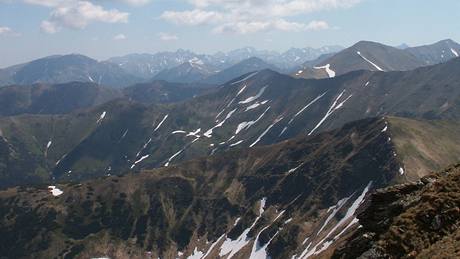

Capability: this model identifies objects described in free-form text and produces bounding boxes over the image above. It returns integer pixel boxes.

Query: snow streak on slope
[316,197,350,236]
[201,234,225,259]
[96,111,107,123]
[249,210,285,259]
[187,247,204,259]
[357,51,384,71]
[219,198,267,258]
[313,64,336,78]
[239,86,267,104]
[250,117,283,147]
[164,138,199,167]
[230,140,244,147]
[308,90,352,136]
[290,92,327,124]
[231,72,258,85]
[204,109,237,138]
[135,138,152,158]
[280,92,327,137]
[130,155,150,169]
[298,181,373,258]
[235,107,271,135]
[237,84,248,97]
[154,114,168,132]
[245,100,269,111]
[451,48,459,57]
[120,129,129,141]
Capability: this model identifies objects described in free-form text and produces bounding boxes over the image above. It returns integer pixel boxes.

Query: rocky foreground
[334,164,460,259]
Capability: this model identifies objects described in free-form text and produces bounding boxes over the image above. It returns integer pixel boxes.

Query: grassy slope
[388,116,460,181]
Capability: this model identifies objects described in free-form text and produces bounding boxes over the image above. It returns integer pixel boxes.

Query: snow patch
[97,111,107,123]
[187,247,204,259]
[219,198,267,258]
[399,167,405,175]
[308,90,352,136]
[187,128,201,137]
[154,114,169,132]
[204,109,237,138]
[48,186,63,196]
[245,100,269,111]
[239,86,267,104]
[230,140,244,147]
[299,181,373,258]
[236,84,248,97]
[201,234,225,259]
[357,51,384,71]
[249,117,283,147]
[120,129,129,140]
[288,164,303,174]
[164,138,199,167]
[131,155,150,169]
[287,92,327,128]
[313,64,336,78]
[451,48,459,57]
[231,72,258,85]
[235,107,270,135]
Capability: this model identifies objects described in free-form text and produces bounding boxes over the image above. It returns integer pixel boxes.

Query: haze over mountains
[0,38,459,259]
[1,39,459,89]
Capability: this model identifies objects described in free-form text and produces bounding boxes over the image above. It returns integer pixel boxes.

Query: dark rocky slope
[333,163,460,259]
[0,117,404,259]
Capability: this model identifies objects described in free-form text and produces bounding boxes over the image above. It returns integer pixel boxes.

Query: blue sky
[0,0,459,67]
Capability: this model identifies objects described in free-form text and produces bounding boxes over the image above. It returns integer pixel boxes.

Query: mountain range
[1,40,459,88]
[0,39,459,259]
[0,54,141,88]
[1,56,459,188]
[294,39,460,79]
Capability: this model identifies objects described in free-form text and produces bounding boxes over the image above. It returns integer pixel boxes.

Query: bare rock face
[333,164,460,259]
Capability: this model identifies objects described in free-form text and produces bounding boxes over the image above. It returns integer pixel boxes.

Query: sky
[0,0,459,67]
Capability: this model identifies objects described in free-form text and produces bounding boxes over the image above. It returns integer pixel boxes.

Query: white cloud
[25,1,129,33]
[24,0,152,7]
[158,32,178,41]
[305,20,330,30]
[213,19,329,34]
[0,26,21,36]
[114,33,127,40]
[24,0,70,7]
[119,0,151,6]
[160,9,223,26]
[187,0,361,15]
[0,26,12,35]
[40,20,59,33]
[161,0,360,34]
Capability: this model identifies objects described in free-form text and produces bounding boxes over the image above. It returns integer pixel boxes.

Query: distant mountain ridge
[0,80,213,116]
[0,54,141,88]
[294,39,460,79]
[108,45,344,79]
[2,40,459,87]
